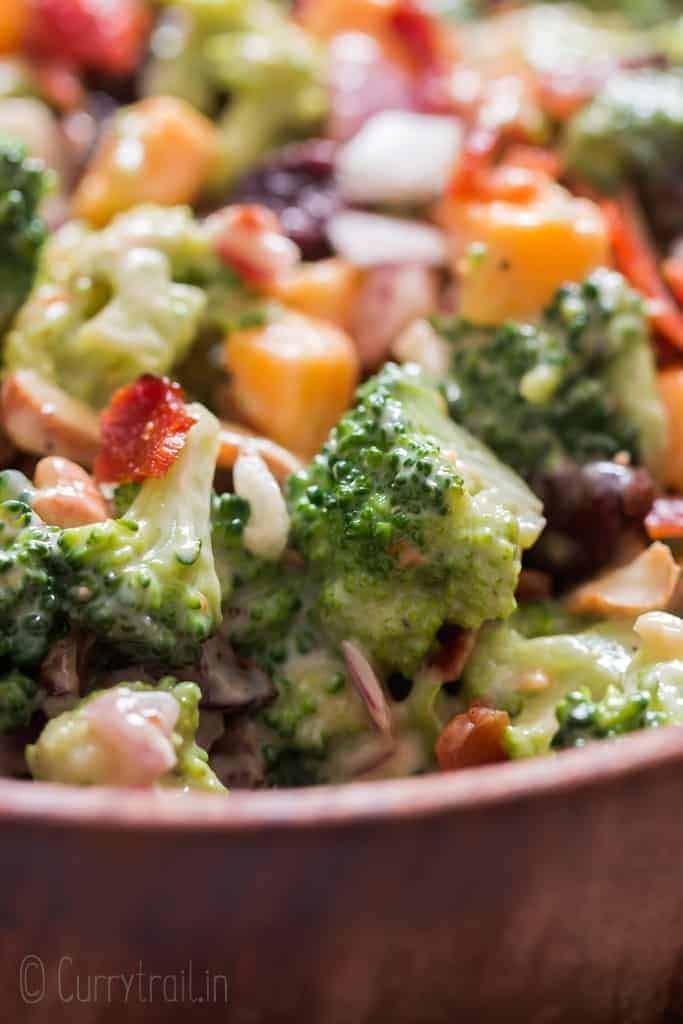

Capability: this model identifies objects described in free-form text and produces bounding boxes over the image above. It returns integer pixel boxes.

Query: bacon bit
[645,498,683,541]
[431,625,478,683]
[449,125,498,197]
[94,376,196,484]
[388,540,427,569]
[389,1,449,71]
[341,640,393,735]
[388,0,455,109]
[26,0,150,76]
[30,59,84,112]
[600,191,683,350]
[663,258,683,307]
[208,204,300,288]
[435,706,510,772]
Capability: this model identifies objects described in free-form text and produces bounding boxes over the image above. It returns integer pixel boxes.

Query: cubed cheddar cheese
[73,97,218,227]
[441,171,609,324]
[268,259,360,328]
[224,310,360,457]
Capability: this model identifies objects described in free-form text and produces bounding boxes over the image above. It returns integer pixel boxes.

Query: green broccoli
[436,269,667,481]
[565,69,683,192]
[0,670,40,733]
[4,204,261,409]
[212,494,366,771]
[145,0,327,192]
[462,616,637,757]
[0,135,47,334]
[551,684,665,749]
[287,363,544,676]
[0,469,63,670]
[26,679,224,791]
[58,404,222,665]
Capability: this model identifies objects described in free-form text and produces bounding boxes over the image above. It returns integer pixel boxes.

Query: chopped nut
[435,706,510,772]
[566,542,681,618]
[217,422,302,483]
[634,611,683,662]
[2,371,101,467]
[33,456,108,527]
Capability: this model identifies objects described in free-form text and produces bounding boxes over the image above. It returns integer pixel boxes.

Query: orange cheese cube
[441,174,609,324]
[0,0,27,53]
[73,96,218,227]
[268,259,360,328]
[224,310,359,457]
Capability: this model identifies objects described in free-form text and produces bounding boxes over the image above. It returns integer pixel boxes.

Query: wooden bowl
[2,727,683,1023]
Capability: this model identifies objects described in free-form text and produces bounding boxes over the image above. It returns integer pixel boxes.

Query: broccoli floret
[551,684,665,749]
[0,135,47,334]
[26,679,224,791]
[565,70,683,191]
[463,617,637,757]
[58,404,222,665]
[287,363,544,676]
[4,204,259,408]
[437,269,667,481]
[0,469,63,669]
[146,0,327,191]
[0,670,40,733]
[161,679,225,791]
[212,495,390,780]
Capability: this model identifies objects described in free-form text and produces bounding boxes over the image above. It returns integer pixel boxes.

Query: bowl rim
[0,725,682,834]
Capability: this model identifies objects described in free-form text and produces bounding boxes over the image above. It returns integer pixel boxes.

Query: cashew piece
[33,456,108,527]
[2,371,101,467]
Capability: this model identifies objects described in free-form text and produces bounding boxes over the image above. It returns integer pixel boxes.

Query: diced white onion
[337,110,462,205]
[327,210,449,267]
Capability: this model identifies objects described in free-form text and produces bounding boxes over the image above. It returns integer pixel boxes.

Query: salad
[0,0,681,791]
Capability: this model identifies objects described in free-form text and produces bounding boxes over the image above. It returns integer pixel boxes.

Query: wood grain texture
[1,726,682,1023]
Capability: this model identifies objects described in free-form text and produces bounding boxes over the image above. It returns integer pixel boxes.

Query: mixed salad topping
[0,0,682,791]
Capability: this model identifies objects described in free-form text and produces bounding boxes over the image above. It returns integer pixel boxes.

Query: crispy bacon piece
[645,498,683,541]
[390,1,446,70]
[209,204,300,288]
[26,0,150,76]
[600,191,683,350]
[448,125,498,198]
[663,258,683,307]
[435,706,510,772]
[94,376,196,484]
[389,0,454,108]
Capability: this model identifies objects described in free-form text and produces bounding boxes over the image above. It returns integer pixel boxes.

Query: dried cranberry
[527,460,656,583]
[640,162,683,246]
[230,139,342,260]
